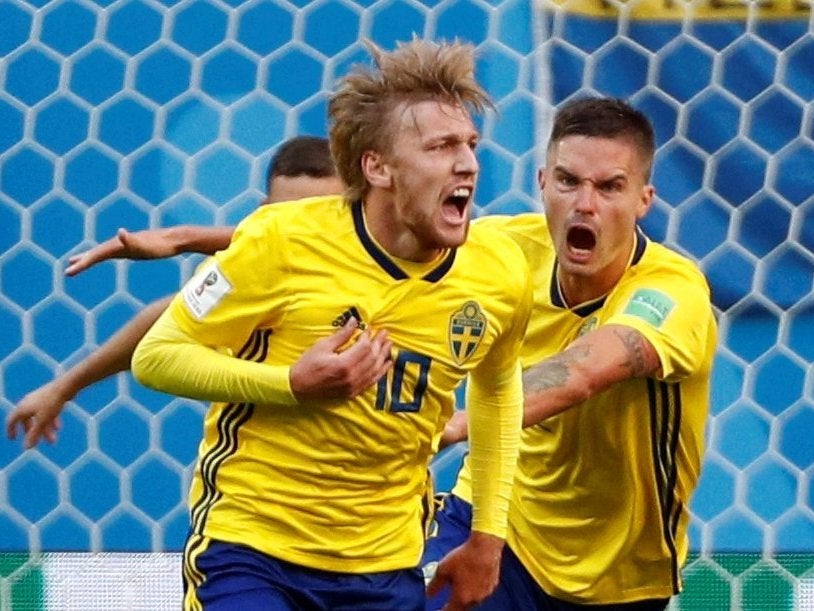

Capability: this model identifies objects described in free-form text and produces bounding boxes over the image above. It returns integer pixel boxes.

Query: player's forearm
[466,361,523,539]
[171,225,235,255]
[54,297,173,398]
[522,324,660,427]
[132,311,296,405]
[521,349,594,427]
[93,297,171,376]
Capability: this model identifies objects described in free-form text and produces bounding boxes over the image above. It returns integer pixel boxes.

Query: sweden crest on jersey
[449,301,486,364]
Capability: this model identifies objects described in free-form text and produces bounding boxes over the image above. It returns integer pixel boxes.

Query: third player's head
[539,97,657,304]
[328,38,492,262]
[265,136,344,204]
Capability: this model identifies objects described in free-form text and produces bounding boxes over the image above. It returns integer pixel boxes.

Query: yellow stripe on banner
[542,0,811,21]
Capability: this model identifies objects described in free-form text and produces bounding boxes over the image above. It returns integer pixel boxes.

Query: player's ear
[537,167,546,191]
[362,150,392,188]
[636,184,655,220]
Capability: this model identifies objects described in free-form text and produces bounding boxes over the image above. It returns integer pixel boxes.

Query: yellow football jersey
[454,212,717,603]
[152,196,532,573]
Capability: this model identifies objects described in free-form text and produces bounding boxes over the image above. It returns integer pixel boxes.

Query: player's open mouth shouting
[442,185,473,226]
[565,222,597,265]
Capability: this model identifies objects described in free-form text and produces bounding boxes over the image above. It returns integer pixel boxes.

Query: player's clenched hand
[6,381,68,449]
[66,228,179,276]
[427,532,504,610]
[289,317,393,401]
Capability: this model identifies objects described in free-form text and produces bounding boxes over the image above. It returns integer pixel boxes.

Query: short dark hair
[266,136,337,186]
[549,97,656,181]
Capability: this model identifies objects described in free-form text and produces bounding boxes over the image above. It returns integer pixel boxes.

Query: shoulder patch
[623,288,675,328]
[183,262,232,319]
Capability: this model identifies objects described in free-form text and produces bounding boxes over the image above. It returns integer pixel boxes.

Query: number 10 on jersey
[375,350,432,413]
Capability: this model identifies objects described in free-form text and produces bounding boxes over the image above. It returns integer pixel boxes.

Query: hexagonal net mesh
[0,0,812,608]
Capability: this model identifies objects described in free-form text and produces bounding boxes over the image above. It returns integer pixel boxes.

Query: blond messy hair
[328,38,492,203]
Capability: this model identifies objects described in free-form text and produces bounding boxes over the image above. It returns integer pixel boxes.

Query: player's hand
[426,532,503,610]
[289,317,393,401]
[66,228,179,276]
[439,410,469,449]
[5,381,69,449]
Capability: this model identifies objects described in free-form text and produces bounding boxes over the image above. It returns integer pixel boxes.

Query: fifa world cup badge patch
[449,301,486,364]
[623,288,675,328]
[183,262,233,319]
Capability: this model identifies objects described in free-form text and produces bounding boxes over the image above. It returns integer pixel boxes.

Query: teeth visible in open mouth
[452,187,471,198]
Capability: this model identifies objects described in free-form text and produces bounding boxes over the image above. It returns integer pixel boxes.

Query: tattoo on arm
[522,344,592,395]
[523,328,658,399]
[612,327,657,377]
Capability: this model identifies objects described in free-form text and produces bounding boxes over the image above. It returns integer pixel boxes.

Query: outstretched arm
[66,226,236,276]
[521,323,660,426]
[6,296,172,448]
[427,362,524,610]
[428,264,530,610]
[438,324,661,446]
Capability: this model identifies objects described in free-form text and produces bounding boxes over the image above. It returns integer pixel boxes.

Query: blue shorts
[476,544,670,610]
[421,495,670,611]
[184,533,425,611]
[421,493,473,611]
